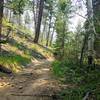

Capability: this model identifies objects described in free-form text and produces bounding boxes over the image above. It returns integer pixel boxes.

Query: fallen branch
[83,91,96,100]
[83,92,90,100]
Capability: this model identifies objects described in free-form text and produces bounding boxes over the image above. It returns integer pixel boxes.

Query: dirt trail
[0,59,61,100]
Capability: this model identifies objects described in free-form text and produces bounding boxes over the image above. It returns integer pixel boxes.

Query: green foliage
[59,88,83,100]
[93,0,100,33]
[8,0,29,15]
[52,60,79,82]
[60,76,100,100]
[52,59,100,99]
[54,0,73,59]
[58,0,69,13]
[52,60,65,78]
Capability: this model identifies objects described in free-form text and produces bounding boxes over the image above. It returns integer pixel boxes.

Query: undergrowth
[52,60,100,100]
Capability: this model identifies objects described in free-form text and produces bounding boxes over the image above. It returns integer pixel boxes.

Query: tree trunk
[49,26,55,46]
[40,17,47,43]
[61,17,66,58]
[80,34,88,66]
[46,13,52,46]
[34,0,44,43]
[18,14,21,25]
[4,0,9,18]
[87,0,95,66]
[32,0,39,31]
[93,0,100,59]
[0,0,4,52]
[9,10,12,22]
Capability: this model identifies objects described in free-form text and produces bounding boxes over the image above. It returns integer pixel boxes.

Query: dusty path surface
[0,59,61,100]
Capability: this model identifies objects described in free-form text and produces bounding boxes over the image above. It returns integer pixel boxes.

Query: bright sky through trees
[69,0,87,31]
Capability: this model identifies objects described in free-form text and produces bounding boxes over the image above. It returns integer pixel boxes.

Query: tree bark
[61,16,66,58]
[93,0,100,59]
[87,0,95,66]
[32,0,39,31]
[34,0,44,43]
[80,34,88,66]
[49,26,55,46]
[46,12,52,46]
[4,0,9,18]
[0,0,4,52]
[40,17,47,43]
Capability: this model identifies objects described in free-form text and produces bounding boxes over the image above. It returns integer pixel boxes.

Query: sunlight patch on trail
[35,68,50,74]
[31,79,49,89]
[0,82,11,91]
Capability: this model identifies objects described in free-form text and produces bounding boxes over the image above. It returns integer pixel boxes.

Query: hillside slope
[0,24,53,73]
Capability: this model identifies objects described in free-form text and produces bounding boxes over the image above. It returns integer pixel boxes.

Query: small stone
[19,81,23,83]
[18,86,23,89]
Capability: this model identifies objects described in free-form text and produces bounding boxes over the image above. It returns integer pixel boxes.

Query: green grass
[0,53,31,72]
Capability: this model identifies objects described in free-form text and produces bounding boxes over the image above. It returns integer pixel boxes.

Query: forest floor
[0,58,63,100]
